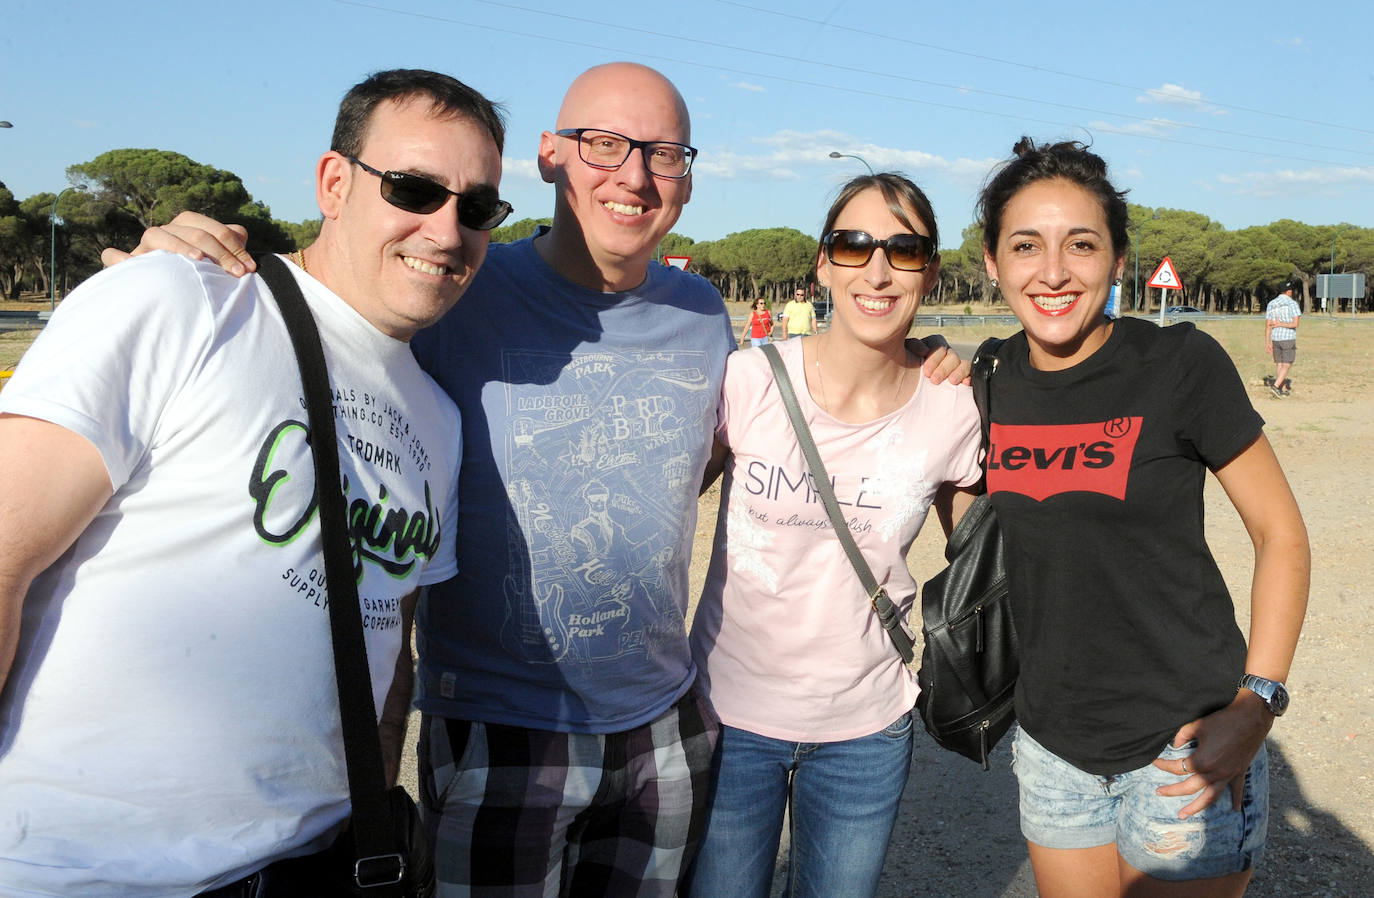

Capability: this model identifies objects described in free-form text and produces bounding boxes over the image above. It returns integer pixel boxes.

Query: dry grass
[0,331,40,371]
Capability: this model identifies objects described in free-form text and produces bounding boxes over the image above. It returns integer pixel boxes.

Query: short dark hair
[818,172,940,259]
[977,137,1129,259]
[331,69,507,159]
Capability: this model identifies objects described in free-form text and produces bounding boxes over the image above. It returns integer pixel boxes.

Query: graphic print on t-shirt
[728,429,933,589]
[987,417,1143,501]
[248,381,444,630]
[498,348,717,665]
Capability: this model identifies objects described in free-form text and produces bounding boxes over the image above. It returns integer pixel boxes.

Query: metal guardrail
[914,314,1021,327]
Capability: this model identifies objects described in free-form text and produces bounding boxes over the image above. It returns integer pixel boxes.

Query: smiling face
[817,187,939,351]
[317,96,502,341]
[984,178,1126,370]
[538,63,692,291]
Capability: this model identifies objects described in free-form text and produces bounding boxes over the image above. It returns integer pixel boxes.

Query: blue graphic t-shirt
[412,234,735,732]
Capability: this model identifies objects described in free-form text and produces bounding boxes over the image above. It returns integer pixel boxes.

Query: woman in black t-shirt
[977,138,1309,897]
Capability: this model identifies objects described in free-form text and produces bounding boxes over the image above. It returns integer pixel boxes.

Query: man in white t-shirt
[0,70,510,896]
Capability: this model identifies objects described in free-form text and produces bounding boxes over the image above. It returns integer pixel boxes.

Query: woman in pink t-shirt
[685,174,984,898]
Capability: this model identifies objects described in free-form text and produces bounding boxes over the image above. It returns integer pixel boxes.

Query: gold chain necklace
[291,249,308,273]
[812,336,908,415]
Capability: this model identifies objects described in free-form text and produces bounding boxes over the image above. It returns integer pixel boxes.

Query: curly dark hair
[977,137,1129,259]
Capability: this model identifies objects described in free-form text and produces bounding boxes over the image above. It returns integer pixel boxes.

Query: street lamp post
[50,185,87,313]
[0,121,13,129]
[827,151,875,175]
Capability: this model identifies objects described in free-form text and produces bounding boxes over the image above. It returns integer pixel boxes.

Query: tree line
[4,148,1371,314]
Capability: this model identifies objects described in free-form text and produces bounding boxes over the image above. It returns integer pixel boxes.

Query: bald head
[537,63,695,292]
[556,63,690,145]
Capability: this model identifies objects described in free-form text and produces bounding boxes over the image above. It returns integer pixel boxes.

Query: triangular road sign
[663,255,691,270]
[1147,256,1182,290]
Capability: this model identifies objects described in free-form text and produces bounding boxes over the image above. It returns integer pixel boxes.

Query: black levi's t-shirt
[986,318,1264,775]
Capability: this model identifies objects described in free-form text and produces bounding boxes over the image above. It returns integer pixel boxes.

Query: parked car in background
[815,290,832,322]
[1165,305,1204,315]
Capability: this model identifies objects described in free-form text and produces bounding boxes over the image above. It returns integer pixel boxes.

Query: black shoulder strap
[760,342,915,664]
[970,337,1003,473]
[254,254,392,863]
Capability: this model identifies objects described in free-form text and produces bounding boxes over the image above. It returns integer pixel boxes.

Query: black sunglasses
[553,128,697,179]
[823,229,935,272]
[347,156,513,230]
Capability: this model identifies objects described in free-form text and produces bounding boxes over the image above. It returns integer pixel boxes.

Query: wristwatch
[1238,674,1290,717]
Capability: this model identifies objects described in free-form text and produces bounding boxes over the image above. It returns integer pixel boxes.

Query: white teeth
[856,296,895,312]
[403,256,448,276]
[603,200,644,216]
[1032,294,1077,311]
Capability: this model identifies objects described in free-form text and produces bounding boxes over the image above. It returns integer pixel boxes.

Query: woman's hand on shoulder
[1152,692,1273,819]
[100,211,256,277]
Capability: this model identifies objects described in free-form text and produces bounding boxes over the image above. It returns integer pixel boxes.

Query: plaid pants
[418,686,718,897]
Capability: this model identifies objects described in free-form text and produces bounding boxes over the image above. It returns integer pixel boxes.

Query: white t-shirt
[0,253,461,897]
[690,338,982,742]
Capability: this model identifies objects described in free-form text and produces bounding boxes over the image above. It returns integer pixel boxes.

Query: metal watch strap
[760,342,915,665]
[1238,673,1289,716]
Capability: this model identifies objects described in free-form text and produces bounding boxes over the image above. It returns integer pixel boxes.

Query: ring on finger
[1181,758,1191,774]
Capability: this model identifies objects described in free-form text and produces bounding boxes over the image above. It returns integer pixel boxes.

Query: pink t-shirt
[691,338,983,742]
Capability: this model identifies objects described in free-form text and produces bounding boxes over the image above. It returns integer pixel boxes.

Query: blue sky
[4,0,1372,248]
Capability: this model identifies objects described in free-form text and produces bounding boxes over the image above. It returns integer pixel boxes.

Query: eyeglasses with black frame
[822,229,935,272]
[554,128,697,179]
[346,156,513,230]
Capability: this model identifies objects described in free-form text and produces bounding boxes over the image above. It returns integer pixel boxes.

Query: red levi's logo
[986,418,1143,502]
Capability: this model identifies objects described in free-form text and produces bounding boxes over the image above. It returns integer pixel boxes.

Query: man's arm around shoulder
[0,415,113,692]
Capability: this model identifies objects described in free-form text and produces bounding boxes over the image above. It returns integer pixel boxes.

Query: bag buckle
[870,587,897,629]
[354,853,405,888]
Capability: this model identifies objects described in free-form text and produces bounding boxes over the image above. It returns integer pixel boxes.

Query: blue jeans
[684,712,914,898]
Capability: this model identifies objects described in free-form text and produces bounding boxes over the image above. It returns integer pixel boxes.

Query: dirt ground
[683,315,1373,897]
[13,300,1352,895]
[340,313,1374,896]
[12,304,1362,895]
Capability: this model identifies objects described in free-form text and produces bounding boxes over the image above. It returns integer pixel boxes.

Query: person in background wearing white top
[684,173,983,898]
[0,69,508,896]
[1265,282,1301,397]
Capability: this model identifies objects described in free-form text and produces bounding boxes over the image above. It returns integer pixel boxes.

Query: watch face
[1271,683,1290,715]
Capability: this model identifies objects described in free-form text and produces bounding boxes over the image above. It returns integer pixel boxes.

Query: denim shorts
[1011,726,1268,881]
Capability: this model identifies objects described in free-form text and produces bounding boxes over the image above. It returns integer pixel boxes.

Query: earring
[1113,278,1122,286]
[990,279,999,289]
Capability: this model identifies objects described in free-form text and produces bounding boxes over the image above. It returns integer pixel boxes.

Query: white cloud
[1274,36,1305,48]
[1136,84,1227,116]
[732,81,766,93]
[503,156,541,179]
[1217,165,1374,196]
[1089,118,1183,137]
[695,129,1000,184]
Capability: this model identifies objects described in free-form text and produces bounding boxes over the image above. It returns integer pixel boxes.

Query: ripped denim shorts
[1011,725,1268,881]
